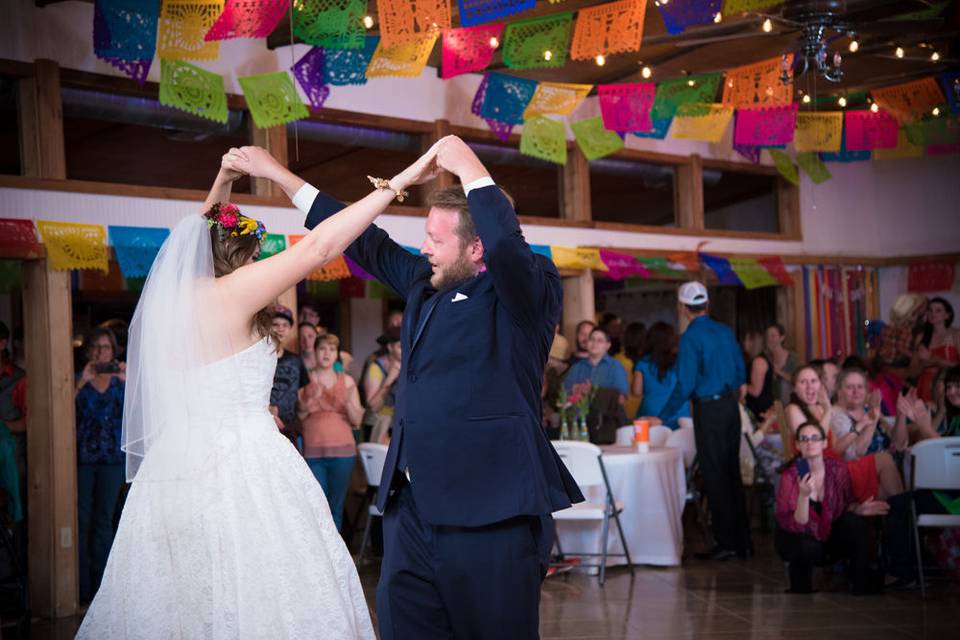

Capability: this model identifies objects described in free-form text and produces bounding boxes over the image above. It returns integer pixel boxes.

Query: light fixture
[870,103,879,113]
[714,12,722,24]
[933,106,941,116]
[687,79,695,87]
[838,96,847,107]
[641,66,652,79]
[848,39,859,53]
[489,36,499,48]
[931,51,941,62]
[895,46,905,58]
[543,50,553,61]
[762,18,773,33]
[595,54,606,66]
[802,94,811,104]
[362,15,374,29]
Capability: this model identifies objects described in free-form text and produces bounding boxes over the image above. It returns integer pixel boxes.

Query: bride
[76,142,442,639]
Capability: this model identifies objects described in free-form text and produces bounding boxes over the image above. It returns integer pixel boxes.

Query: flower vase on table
[560,416,571,441]
[577,416,589,442]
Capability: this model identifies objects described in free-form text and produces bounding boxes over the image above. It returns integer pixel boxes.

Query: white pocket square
[451,292,469,303]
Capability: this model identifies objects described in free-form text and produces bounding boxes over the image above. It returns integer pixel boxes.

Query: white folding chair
[649,425,671,448]
[615,425,635,446]
[666,421,697,469]
[909,437,960,598]
[356,443,388,564]
[551,441,634,585]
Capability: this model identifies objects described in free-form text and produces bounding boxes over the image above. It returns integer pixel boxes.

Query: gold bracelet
[367,176,409,203]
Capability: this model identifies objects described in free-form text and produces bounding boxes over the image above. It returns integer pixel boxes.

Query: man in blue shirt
[660,282,750,560]
[564,327,629,398]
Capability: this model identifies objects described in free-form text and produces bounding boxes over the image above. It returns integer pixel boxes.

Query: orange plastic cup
[633,419,650,444]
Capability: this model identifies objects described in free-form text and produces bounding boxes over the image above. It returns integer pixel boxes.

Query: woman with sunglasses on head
[775,421,888,594]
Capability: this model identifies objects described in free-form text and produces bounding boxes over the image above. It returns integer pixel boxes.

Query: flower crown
[205,202,266,241]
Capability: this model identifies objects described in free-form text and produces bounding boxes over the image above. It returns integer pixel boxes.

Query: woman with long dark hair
[916,297,959,401]
[632,322,690,428]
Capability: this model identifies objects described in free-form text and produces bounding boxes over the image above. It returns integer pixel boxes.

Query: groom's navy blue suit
[304,183,582,639]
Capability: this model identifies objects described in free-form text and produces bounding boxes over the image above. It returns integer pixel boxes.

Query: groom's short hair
[428,185,516,250]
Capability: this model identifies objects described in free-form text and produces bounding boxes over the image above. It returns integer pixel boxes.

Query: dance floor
[22,527,958,640]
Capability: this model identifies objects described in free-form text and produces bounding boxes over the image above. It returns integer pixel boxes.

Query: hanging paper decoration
[597,83,655,133]
[733,142,762,164]
[873,129,924,160]
[377,0,450,47]
[159,59,229,124]
[343,255,374,280]
[108,226,170,278]
[0,219,41,255]
[796,152,831,184]
[721,55,794,108]
[93,0,159,60]
[323,36,380,85]
[599,249,651,281]
[940,71,960,114]
[204,0,290,40]
[35,221,109,273]
[843,110,897,151]
[293,0,366,49]
[722,0,782,15]
[441,24,503,79]
[757,256,793,286]
[871,77,946,124]
[530,245,553,262]
[571,116,625,161]
[908,261,956,293]
[471,75,515,141]
[657,0,721,35]
[905,116,960,147]
[291,47,331,110]
[699,253,741,285]
[570,0,646,60]
[650,73,722,121]
[524,82,592,119]
[288,236,353,280]
[793,112,843,152]
[238,71,309,128]
[733,104,797,146]
[158,0,223,60]
[670,103,733,142]
[367,34,438,78]
[502,12,573,70]
[819,138,871,163]
[729,258,778,289]
[769,149,799,186]
[632,117,672,139]
[519,116,567,165]
[256,233,287,260]
[479,72,538,125]
[458,0,535,27]
[550,246,608,272]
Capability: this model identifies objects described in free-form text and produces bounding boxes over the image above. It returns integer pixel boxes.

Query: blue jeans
[77,462,125,602]
[305,456,355,532]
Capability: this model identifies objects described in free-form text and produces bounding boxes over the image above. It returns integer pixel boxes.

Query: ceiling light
[870,103,879,113]
[641,66,652,79]
[802,94,811,104]
[762,18,773,33]
[848,39,859,53]
[895,46,905,58]
[595,54,605,66]
[931,51,940,62]
[933,106,941,116]
[714,13,722,24]
[362,15,374,29]
[838,96,847,107]
[687,79,695,86]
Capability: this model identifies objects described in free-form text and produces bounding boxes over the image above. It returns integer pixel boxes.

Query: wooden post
[421,118,453,203]
[675,154,704,230]
[777,177,802,238]
[249,123,288,198]
[23,261,77,617]
[562,271,595,348]
[18,59,66,180]
[561,145,591,222]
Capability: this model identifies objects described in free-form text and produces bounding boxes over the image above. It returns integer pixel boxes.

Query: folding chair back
[911,437,960,490]
[552,440,604,488]
[357,443,389,489]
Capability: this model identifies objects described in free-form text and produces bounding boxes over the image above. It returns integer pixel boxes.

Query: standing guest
[617,322,645,420]
[916,297,959,401]
[298,334,363,531]
[633,322,689,428]
[745,342,775,420]
[741,329,764,367]
[563,327,629,400]
[243,136,582,638]
[386,308,404,330]
[600,312,625,357]
[775,422,887,594]
[74,327,126,603]
[660,282,750,560]
[268,305,309,444]
[362,328,402,444]
[299,303,321,329]
[877,293,927,369]
[764,323,801,405]
[571,319,596,364]
[810,359,840,401]
[299,321,319,372]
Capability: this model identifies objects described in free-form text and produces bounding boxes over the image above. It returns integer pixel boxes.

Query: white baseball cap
[678,281,709,305]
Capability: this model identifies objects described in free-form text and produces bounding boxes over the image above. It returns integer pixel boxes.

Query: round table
[555,445,686,567]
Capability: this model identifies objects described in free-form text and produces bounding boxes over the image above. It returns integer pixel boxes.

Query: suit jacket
[304,185,583,527]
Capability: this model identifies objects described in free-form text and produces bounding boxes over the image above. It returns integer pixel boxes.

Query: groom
[242,137,582,638]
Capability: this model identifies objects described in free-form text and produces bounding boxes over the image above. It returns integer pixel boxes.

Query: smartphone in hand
[795,457,810,478]
[94,361,121,374]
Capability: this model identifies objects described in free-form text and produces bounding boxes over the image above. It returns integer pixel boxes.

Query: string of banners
[0,217,810,291]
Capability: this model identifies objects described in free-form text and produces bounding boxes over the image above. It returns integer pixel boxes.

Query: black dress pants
[775,512,871,592]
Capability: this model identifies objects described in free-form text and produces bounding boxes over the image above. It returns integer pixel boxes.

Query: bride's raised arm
[213,142,442,318]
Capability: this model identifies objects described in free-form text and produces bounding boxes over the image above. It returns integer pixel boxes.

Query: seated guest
[786,366,903,502]
[916,297,960,401]
[810,359,840,401]
[831,368,908,460]
[900,365,960,440]
[564,327,628,401]
[600,312,625,358]
[775,422,888,594]
[570,319,596,364]
[618,322,645,420]
[632,322,689,429]
[298,334,363,531]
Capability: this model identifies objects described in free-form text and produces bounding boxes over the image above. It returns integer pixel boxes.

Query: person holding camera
[75,327,126,603]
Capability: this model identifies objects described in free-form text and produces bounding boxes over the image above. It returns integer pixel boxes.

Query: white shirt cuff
[291,183,320,214]
[462,176,496,197]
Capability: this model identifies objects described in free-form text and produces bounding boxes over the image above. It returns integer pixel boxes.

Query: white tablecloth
[555,445,686,567]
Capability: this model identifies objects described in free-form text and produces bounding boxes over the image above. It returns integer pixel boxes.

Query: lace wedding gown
[77,338,375,639]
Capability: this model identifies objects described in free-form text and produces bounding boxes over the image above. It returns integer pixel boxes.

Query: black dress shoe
[695,547,737,561]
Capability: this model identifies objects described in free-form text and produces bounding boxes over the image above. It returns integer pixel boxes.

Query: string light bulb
[595,54,606,66]
[870,102,879,113]
[802,94,811,104]
[931,51,940,61]
[838,96,847,107]
[895,46,905,58]
[714,12,722,23]
[362,15,374,29]
[762,18,773,33]
[641,65,652,79]
[489,36,499,48]
[933,106,941,116]
[687,79,696,87]
[543,50,553,61]
[848,39,859,53]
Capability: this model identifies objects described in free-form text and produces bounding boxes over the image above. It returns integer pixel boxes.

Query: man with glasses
[563,327,629,401]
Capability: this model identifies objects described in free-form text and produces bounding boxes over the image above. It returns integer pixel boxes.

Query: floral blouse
[76,376,125,465]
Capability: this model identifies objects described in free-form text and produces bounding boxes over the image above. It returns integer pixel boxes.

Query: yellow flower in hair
[238,217,259,236]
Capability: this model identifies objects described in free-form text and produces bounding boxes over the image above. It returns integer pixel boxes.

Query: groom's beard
[430,252,477,290]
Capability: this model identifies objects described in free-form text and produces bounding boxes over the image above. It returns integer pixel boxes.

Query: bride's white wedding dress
[77,337,375,639]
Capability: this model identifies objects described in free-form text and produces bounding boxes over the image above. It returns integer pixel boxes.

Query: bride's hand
[220,147,247,182]
[389,138,445,192]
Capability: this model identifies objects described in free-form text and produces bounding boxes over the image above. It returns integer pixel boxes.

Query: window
[590,157,677,226]
[703,168,780,233]
[465,140,561,218]
[0,77,20,176]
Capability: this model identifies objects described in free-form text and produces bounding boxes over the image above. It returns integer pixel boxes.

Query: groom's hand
[237,146,285,181]
[436,136,490,185]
